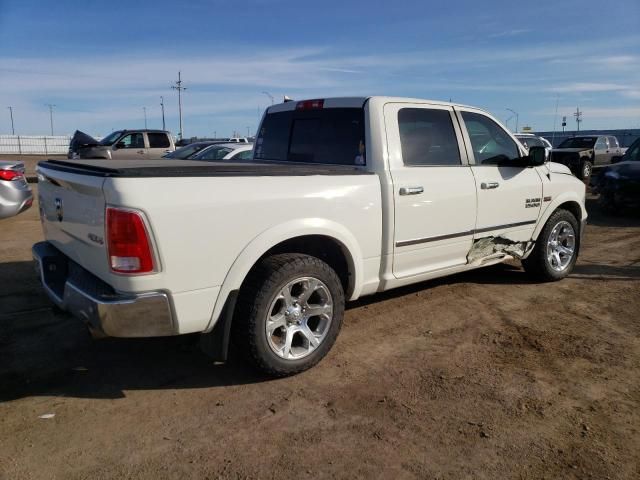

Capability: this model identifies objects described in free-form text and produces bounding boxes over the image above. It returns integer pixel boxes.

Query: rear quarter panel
[103,174,383,329]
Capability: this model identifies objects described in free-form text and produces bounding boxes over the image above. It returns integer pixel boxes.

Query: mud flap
[199,290,238,363]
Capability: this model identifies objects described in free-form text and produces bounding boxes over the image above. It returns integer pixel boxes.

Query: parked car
[191,143,253,161]
[594,137,640,211]
[164,141,231,159]
[68,129,176,159]
[514,133,552,159]
[551,135,626,181]
[0,161,33,219]
[34,96,586,376]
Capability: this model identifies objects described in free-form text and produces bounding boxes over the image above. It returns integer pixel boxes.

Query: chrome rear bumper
[32,242,175,337]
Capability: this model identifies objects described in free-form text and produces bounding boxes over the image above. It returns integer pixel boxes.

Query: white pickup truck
[34,96,587,376]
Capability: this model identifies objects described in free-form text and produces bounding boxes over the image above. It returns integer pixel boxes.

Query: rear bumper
[0,181,33,219]
[32,241,176,337]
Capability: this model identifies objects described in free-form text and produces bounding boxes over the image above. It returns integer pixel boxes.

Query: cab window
[148,133,171,148]
[461,112,520,164]
[118,133,144,149]
[595,137,607,150]
[398,108,461,166]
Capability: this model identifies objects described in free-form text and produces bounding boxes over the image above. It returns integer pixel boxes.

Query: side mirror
[527,146,547,166]
[115,142,125,149]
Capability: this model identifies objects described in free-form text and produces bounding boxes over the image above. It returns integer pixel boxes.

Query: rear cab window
[148,133,171,148]
[255,105,366,166]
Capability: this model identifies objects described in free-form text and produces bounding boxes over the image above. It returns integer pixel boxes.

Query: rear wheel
[233,253,345,376]
[522,209,579,281]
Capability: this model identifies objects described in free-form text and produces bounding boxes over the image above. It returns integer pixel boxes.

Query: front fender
[203,218,364,333]
[531,189,587,242]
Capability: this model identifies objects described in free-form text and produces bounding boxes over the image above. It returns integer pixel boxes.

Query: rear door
[146,132,173,158]
[385,102,477,278]
[456,108,542,242]
[607,137,622,162]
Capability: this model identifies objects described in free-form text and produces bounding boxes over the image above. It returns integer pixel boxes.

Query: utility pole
[247,126,250,137]
[574,107,582,132]
[262,91,274,105]
[171,71,187,139]
[214,130,217,139]
[506,108,519,133]
[160,96,166,130]
[46,104,56,135]
[562,116,566,133]
[7,106,15,135]
[143,107,147,129]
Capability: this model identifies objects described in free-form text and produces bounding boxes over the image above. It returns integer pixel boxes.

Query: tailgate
[37,162,109,282]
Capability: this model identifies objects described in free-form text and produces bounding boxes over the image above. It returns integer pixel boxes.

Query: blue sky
[0,0,639,137]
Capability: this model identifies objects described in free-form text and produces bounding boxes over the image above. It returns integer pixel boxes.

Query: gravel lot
[0,179,639,479]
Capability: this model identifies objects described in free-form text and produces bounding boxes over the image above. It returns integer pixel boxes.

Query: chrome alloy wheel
[265,277,334,360]
[546,220,576,272]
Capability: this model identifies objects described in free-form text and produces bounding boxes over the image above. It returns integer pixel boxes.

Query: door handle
[399,186,424,196]
[137,150,145,154]
[481,182,500,190]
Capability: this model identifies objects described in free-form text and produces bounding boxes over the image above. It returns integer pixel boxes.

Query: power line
[171,71,187,139]
[574,107,582,132]
[143,106,147,129]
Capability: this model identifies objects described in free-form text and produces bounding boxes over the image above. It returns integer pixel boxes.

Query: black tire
[522,209,580,281]
[232,253,345,377]
[580,159,593,183]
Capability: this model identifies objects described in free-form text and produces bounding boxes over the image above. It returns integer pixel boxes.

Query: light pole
[506,108,519,133]
[46,104,56,135]
[247,126,251,137]
[160,96,166,130]
[143,107,147,129]
[172,71,187,140]
[7,106,15,135]
[262,91,274,105]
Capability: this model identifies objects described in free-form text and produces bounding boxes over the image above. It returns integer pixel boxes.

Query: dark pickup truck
[551,135,626,181]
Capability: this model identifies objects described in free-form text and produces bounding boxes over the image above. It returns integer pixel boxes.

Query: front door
[456,108,543,243]
[385,103,477,278]
[111,132,146,159]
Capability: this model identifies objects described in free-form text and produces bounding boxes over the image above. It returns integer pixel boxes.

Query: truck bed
[38,159,373,178]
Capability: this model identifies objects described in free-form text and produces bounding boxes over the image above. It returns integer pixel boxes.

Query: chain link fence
[0,135,70,155]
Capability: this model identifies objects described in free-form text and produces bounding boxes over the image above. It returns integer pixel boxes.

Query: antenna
[171,72,187,139]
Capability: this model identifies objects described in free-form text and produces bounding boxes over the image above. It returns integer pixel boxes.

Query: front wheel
[233,253,345,376]
[522,209,580,281]
[580,159,593,182]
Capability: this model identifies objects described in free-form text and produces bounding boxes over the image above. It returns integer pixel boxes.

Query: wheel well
[257,235,353,296]
[557,201,582,222]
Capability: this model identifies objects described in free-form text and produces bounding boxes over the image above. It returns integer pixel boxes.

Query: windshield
[558,137,597,149]
[516,136,544,148]
[192,146,233,161]
[99,130,124,146]
[255,107,365,165]
[164,143,210,159]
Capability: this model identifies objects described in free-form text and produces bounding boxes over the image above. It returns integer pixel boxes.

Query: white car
[515,133,553,159]
[33,96,587,376]
[191,143,253,161]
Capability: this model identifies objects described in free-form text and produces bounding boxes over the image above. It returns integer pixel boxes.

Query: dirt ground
[1,182,639,480]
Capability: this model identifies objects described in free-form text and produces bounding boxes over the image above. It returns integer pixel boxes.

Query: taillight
[0,169,23,181]
[296,99,324,110]
[106,207,156,274]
